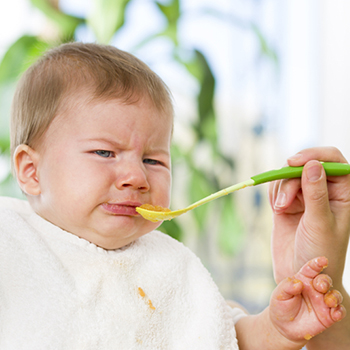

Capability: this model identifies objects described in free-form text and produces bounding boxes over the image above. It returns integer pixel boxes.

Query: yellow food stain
[304,334,313,340]
[148,300,156,310]
[138,287,146,298]
[324,292,338,307]
[139,204,171,212]
[137,286,156,311]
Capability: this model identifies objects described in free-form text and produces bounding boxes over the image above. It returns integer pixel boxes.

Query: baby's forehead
[62,90,172,117]
[39,95,173,151]
[50,93,173,133]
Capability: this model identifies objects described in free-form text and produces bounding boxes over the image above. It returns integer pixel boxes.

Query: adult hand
[268,147,350,288]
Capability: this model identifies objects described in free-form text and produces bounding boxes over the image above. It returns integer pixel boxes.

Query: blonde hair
[10,42,173,165]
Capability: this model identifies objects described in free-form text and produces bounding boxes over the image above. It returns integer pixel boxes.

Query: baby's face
[33,95,172,249]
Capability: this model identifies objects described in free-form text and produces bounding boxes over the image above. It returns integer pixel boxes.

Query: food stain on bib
[138,287,156,311]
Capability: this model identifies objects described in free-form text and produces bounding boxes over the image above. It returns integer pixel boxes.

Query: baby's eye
[143,158,162,165]
[94,150,113,158]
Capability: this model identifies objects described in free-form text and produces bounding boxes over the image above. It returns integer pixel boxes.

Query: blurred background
[1,0,350,314]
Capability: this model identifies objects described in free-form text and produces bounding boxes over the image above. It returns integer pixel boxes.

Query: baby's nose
[115,163,150,191]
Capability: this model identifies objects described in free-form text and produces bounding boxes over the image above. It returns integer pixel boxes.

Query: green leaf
[155,0,180,21]
[196,50,215,118]
[191,50,217,144]
[174,49,202,81]
[251,24,278,65]
[155,0,181,45]
[0,36,50,83]
[160,24,178,45]
[158,219,182,241]
[189,169,215,231]
[0,136,10,154]
[30,0,83,41]
[132,0,181,48]
[0,82,15,154]
[217,196,244,256]
[87,0,131,44]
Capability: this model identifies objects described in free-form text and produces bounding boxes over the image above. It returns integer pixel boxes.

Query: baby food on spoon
[139,204,171,212]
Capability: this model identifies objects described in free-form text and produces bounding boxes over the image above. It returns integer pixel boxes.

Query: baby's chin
[70,218,161,250]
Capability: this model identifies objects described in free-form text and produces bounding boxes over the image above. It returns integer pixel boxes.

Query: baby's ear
[14,144,41,196]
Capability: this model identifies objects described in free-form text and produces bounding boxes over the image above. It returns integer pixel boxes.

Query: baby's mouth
[101,202,141,216]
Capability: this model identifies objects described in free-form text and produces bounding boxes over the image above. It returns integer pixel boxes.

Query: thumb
[301,160,332,226]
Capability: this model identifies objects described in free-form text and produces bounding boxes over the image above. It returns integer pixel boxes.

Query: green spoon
[136,162,350,222]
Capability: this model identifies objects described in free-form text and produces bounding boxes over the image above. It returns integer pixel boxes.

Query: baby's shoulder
[0,196,32,215]
[0,197,33,233]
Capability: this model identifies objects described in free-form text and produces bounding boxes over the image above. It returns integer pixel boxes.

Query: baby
[0,42,346,349]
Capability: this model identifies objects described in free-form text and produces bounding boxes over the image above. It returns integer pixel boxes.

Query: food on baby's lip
[139,204,171,212]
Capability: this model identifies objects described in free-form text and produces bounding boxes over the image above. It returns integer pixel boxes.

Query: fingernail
[306,164,322,182]
[288,153,302,161]
[275,192,286,208]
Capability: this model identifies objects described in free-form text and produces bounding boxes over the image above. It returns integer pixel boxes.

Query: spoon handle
[251,162,350,185]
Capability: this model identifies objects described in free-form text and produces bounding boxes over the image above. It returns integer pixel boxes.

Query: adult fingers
[301,161,334,230]
[287,147,348,167]
[270,178,303,214]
